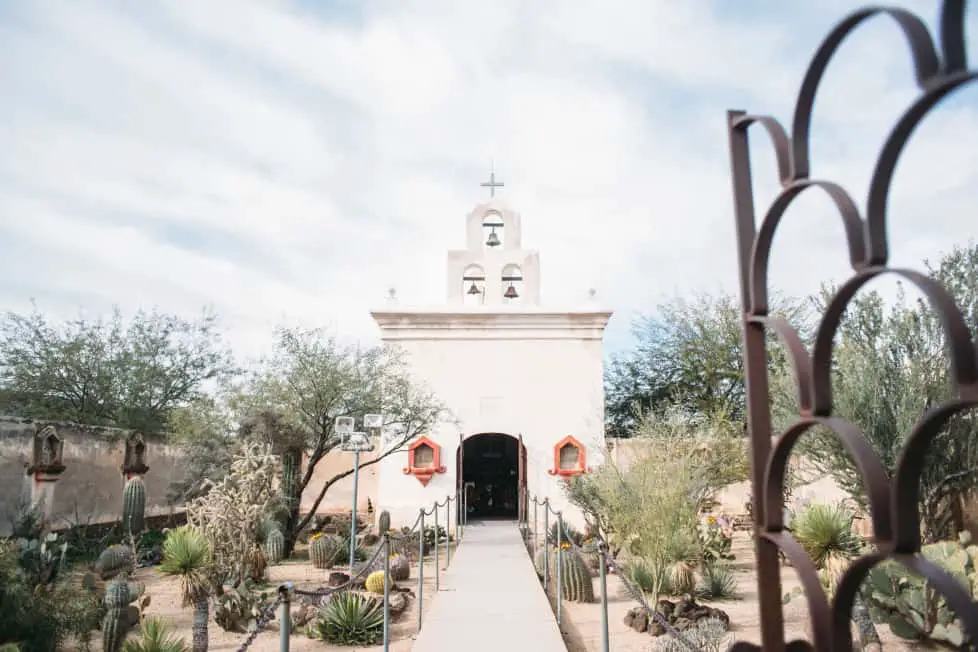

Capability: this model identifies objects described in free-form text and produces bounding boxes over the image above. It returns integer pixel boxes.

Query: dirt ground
[557,532,918,651]
[83,545,453,652]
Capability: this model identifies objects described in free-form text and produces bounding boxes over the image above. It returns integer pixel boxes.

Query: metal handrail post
[445,497,452,566]
[278,583,292,652]
[556,512,563,626]
[433,504,440,591]
[382,534,391,652]
[599,543,610,652]
[417,509,425,633]
[542,502,550,592]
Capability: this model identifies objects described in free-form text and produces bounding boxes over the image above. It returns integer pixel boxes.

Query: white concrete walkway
[411,520,567,652]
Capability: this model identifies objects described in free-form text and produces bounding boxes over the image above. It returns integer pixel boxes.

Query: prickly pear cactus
[378,510,391,534]
[264,527,285,564]
[389,554,410,581]
[365,570,390,594]
[309,534,343,569]
[122,476,146,535]
[95,544,134,580]
[863,532,978,648]
[535,546,594,603]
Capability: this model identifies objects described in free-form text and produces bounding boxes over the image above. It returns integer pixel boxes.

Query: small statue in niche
[30,424,65,475]
[122,433,149,477]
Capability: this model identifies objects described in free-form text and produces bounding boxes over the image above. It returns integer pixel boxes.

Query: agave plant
[308,591,385,646]
[122,618,190,652]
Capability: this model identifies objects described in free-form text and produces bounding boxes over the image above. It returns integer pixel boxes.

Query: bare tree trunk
[192,594,209,652]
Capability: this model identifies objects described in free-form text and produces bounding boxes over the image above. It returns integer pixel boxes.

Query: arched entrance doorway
[458,433,526,520]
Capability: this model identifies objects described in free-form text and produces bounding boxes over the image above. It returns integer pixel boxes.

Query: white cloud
[0,0,976,360]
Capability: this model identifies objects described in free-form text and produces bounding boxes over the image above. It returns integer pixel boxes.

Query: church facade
[371,193,612,529]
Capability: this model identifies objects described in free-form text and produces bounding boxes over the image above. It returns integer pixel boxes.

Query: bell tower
[446,168,541,307]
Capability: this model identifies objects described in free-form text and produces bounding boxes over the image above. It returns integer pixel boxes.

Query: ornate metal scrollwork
[727,2,978,650]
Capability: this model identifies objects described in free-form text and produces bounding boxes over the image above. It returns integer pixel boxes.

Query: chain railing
[525,492,703,652]
[233,490,463,652]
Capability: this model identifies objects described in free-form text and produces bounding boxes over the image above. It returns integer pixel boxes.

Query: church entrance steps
[411,520,568,652]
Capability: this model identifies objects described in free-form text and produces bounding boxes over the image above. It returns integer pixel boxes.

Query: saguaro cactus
[102,575,144,652]
[378,510,391,534]
[123,476,146,535]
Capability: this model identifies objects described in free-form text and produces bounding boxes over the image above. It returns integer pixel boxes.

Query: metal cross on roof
[480,162,504,199]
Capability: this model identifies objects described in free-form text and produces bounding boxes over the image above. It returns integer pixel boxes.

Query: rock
[623,606,648,633]
[642,598,731,637]
[327,572,350,587]
[291,603,318,628]
[388,591,408,614]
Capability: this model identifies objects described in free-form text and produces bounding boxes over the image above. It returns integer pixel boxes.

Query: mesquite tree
[772,244,978,542]
[233,326,445,554]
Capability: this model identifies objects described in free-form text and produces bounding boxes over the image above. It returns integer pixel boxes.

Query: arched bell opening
[482,211,505,249]
[461,264,486,305]
[501,264,524,304]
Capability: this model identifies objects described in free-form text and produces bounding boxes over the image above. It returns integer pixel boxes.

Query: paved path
[411,520,567,652]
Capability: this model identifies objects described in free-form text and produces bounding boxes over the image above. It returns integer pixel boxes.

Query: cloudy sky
[1,0,976,360]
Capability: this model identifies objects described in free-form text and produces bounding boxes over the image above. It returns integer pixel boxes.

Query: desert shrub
[213,583,274,633]
[623,558,672,601]
[566,409,746,564]
[696,561,737,600]
[654,616,730,652]
[308,591,384,646]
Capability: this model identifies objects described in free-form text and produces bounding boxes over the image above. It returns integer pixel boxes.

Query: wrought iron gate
[727,2,978,650]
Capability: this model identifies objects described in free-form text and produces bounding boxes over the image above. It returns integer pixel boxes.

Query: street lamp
[336,414,382,569]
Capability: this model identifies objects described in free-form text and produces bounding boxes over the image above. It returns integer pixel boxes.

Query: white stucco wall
[371,310,611,530]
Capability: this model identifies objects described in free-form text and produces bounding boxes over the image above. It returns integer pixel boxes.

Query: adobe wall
[0,416,380,536]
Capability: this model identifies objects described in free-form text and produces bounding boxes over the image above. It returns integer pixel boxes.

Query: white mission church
[370,174,613,529]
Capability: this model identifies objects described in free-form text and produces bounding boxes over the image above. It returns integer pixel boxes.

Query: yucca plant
[624,558,672,601]
[308,591,384,646]
[122,618,190,652]
[789,501,861,568]
[158,527,213,652]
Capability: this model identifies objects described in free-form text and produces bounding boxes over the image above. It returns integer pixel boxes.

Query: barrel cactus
[378,510,391,534]
[122,476,146,535]
[248,544,268,582]
[102,575,144,652]
[365,570,390,594]
[669,560,696,596]
[310,534,344,570]
[535,547,594,603]
[264,527,285,564]
[389,554,410,581]
[95,544,134,580]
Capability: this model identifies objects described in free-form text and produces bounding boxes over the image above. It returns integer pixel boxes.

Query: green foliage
[231,327,445,549]
[605,291,810,436]
[863,531,978,647]
[696,515,735,565]
[696,562,737,600]
[102,575,147,652]
[308,591,385,646]
[772,243,978,542]
[0,304,235,431]
[624,558,672,601]
[122,618,190,652]
[213,584,272,633]
[788,501,861,568]
[548,521,584,547]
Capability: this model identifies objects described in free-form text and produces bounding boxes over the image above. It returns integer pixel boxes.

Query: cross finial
[480,161,504,199]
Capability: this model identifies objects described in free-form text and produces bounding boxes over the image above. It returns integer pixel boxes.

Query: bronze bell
[504,283,519,299]
[467,281,482,295]
[486,228,501,247]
